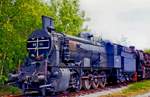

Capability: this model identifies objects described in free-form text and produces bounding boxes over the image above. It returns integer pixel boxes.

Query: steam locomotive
[9,16,150,96]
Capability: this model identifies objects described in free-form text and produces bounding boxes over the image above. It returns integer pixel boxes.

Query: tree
[49,0,86,36]
[144,49,150,54]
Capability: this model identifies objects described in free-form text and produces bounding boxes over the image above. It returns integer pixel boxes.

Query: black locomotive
[9,16,150,96]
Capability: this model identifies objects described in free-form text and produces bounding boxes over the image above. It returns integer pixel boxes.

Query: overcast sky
[80,0,150,49]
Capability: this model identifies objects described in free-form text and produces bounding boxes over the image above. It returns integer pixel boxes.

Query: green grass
[0,85,21,96]
[122,80,150,94]
[101,80,150,97]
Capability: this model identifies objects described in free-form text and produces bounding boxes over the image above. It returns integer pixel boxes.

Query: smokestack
[42,16,55,33]
[129,46,135,52]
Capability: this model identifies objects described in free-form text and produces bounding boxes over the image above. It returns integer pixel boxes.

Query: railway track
[6,83,128,97]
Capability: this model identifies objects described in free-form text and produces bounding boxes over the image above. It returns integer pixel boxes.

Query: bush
[0,75,8,85]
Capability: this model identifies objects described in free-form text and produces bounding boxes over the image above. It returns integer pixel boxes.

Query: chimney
[129,46,135,52]
[42,16,55,33]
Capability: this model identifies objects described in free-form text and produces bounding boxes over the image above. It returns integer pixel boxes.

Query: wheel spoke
[83,79,91,90]
[70,71,81,91]
[92,78,99,89]
[99,72,107,88]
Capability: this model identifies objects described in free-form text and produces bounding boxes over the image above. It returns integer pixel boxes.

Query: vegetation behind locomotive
[9,16,150,95]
